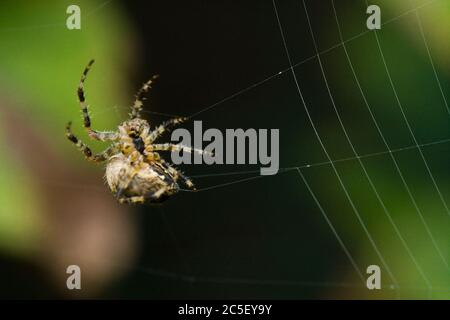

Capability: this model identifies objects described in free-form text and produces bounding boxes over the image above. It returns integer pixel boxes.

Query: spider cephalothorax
[66,60,204,204]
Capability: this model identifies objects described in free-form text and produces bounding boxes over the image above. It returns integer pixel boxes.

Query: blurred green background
[0,0,448,299]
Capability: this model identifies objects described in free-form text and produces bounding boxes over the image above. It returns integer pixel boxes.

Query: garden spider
[66,59,204,204]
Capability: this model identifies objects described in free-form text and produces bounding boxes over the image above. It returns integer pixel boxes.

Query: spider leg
[88,130,118,142]
[130,75,159,119]
[176,170,195,190]
[65,122,116,162]
[118,195,145,204]
[118,186,170,204]
[145,151,161,162]
[144,149,195,190]
[158,157,196,190]
[146,117,188,143]
[77,59,118,142]
[146,143,209,156]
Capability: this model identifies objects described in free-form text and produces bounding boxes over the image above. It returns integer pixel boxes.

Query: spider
[65,59,204,204]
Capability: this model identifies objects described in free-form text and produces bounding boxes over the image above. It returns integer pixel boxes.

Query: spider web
[2,0,449,299]
[108,0,448,299]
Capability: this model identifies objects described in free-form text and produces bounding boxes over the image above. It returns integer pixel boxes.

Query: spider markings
[65,60,206,204]
[131,74,159,119]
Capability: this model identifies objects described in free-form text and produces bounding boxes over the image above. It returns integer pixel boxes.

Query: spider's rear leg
[118,186,170,204]
[144,150,196,190]
[65,122,115,162]
[118,195,145,204]
[175,170,195,190]
[146,143,209,189]
[130,75,159,119]
[160,157,196,190]
[77,59,118,142]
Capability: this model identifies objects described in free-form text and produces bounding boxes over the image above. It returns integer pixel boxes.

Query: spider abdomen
[105,154,179,203]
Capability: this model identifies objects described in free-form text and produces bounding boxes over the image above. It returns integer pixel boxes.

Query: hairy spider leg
[144,150,195,190]
[117,185,171,204]
[65,122,117,162]
[146,143,208,155]
[157,157,196,190]
[117,182,173,204]
[130,75,159,119]
[118,195,145,204]
[77,59,118,141]
[146,117,188,143]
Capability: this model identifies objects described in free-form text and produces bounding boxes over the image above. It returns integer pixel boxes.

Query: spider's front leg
[130,75,159,119]
[65,122,116,162]
[77,59,118,142]
[146,117,188,143]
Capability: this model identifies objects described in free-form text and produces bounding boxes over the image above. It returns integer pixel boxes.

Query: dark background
[0,0,448,299]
